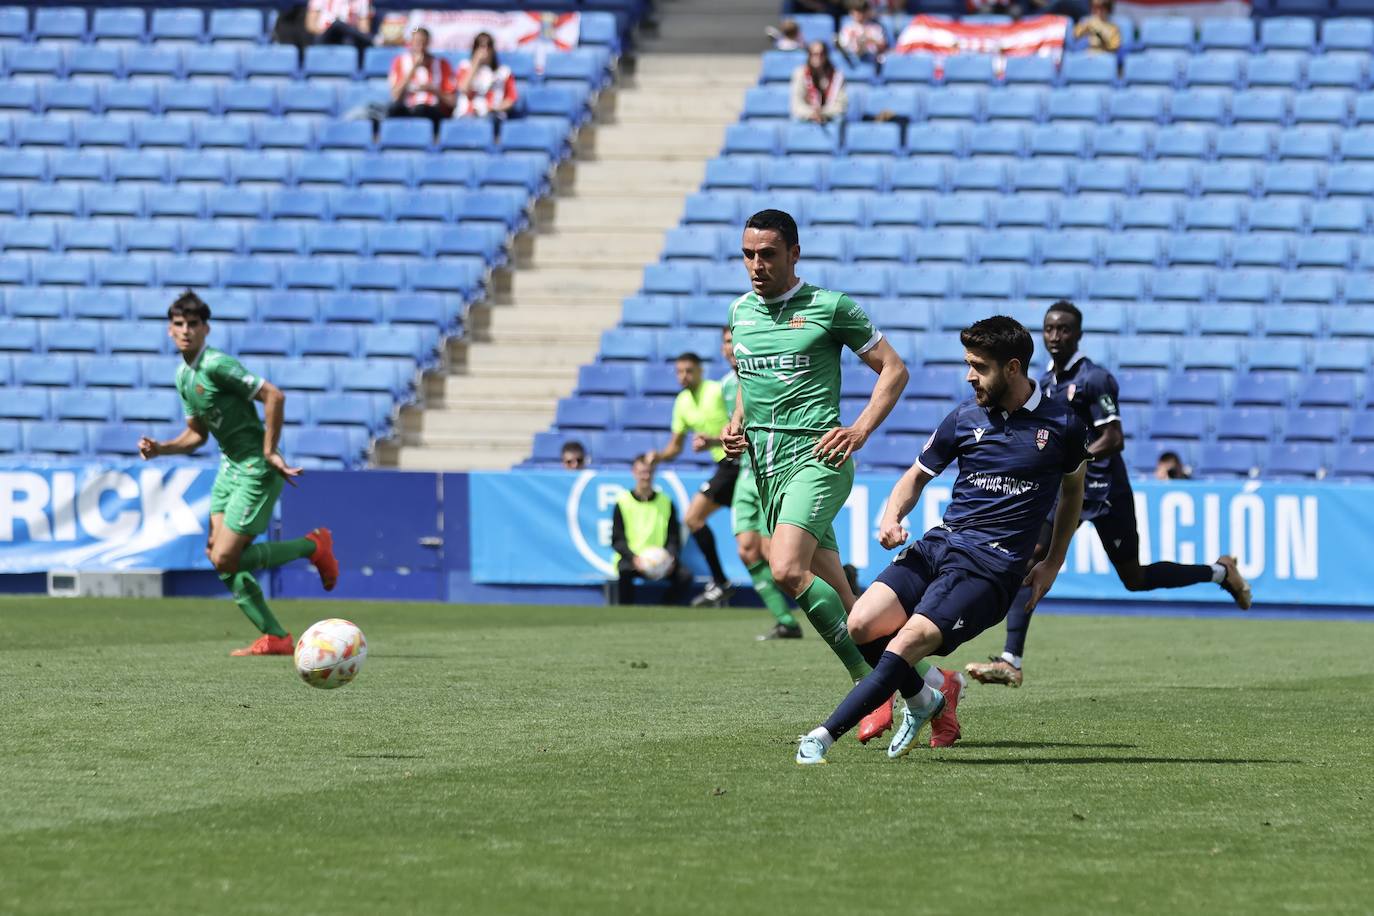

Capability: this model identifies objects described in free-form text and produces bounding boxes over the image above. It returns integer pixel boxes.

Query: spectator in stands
[1155,450,1190,480]
[836,1,888,64]
[1074,0,1121,52]
[455,31,519,121]
[387,27,456,133]
[272,0,374,66]
[791,41,847,125]
[561,441,588,470]
[766,19,803,51]
[792,0,849,31]
[609,453,694,606]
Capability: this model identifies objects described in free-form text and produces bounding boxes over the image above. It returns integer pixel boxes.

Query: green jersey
[175,346,269,469]
[671,378,731,463]
[727,281,881,478]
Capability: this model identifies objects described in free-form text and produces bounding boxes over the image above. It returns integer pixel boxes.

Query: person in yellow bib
[609,453,694,605]
[647,351,738,607]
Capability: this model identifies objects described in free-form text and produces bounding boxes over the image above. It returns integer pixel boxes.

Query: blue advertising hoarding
[0,463,215,572]
[470,470,1366,607]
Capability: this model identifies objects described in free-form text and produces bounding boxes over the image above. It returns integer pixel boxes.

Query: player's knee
[211,551,240,576]
[1118,567,1147,591]
[769,559,807,596]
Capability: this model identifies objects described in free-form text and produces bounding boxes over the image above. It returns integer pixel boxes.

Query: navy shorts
[1090,497,1140,570]
[874,534,1020,656]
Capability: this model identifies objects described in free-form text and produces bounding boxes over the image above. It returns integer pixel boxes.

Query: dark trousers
[387,101,447,131]
[318,20,372,66]
[614,559,693,606]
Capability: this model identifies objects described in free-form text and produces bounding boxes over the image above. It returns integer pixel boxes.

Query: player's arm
[814,335,909,466]
[1024,460,1087,612]
[1086,375,1124,457]
[651,431,686,465]
[723,382,747,458]
[876,462,935,549]
[1090,421,1124,458]
[254,381,304,484]
[139,416,209,459]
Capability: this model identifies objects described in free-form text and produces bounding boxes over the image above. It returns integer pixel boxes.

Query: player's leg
[240,528,337,590]
[215,473,293,655]
[734,469,799,638]
[688,460,740,606]
[1100,506,1251,608]
[614,559,638,605]
[771,523,869,682]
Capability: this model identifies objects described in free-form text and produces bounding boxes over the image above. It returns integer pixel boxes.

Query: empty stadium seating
[537,13,1374,480]
[0,6,625,468]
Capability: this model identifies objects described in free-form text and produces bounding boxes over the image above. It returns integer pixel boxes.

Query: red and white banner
[396,10,581,53]
[1113,0,1250,23]
[895,15,1069,63]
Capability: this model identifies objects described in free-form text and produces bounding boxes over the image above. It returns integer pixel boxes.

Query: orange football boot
[857,694,895,744]
[305,527,339,591]
[929,669,965,748]
[230,633,294,656]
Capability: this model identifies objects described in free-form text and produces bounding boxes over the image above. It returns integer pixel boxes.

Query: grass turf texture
[2,599,1372,915]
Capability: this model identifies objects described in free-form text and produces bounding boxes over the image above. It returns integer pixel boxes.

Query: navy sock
[1004,585,1033,657]
[1140,562,1213,590]
[822,652,916,740]
[856,636,889,669]
[691,526,727,584]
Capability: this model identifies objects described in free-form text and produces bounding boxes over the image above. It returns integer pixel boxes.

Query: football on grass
[294,619,367,689]
[638,547,674,580]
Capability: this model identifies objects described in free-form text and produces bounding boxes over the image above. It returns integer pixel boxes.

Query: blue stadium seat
[1028,123,1088,159]
[1283,407,1343,443]
[741,87,790,121]
[1149,406,1211,440]
[1140,17,1193,51]
[1246,338,1307,373]
[345,261,403,292]
[1116,335,1174,369]
[1243,55,1302,91]
[379,119,432,152]
[1108,88,1166,123]
[1166,369,1226,404]
[1197,442,1259,477]
[24,422,86,455]
[115,389,179,423]
[1127,52,1184,87]
[1199,17,1252,51]
[1265,442,1327,479]
[1002,54,1055,84]
[209,8,261,44]
[16,353,78,385]
[1312,339,1369,373]
[1259,17,1316,52]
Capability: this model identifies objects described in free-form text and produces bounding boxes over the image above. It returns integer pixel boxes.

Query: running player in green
[137,291,339,656]
[719,326,801,640]
[725,209,957,744]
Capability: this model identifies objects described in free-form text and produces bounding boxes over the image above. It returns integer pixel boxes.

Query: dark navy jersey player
[966,301,1254,690]
[796,317,1091,765]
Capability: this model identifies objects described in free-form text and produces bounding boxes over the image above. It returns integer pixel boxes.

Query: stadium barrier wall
[1,464,1368,609]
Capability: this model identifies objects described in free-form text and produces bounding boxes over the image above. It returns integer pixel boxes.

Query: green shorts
[731,465,766,537]
[755,456,854,554]
[209,462,283,537]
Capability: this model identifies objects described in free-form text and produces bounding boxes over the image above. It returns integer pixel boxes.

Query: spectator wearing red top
[387,27,456,132]
[455,31,519,120]
[837,1,889,64]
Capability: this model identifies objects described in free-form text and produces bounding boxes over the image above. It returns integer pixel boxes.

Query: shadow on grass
[956,740,1140,750]
[939,756,1297,766]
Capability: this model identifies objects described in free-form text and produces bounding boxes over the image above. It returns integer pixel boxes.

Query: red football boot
[305,527,339,591]
[230,633,294,656]
[929,669,965,748]
[857,694,895,744]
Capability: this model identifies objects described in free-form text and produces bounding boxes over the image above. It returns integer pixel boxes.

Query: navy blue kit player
[966,301,1254,690]
[797,317,1091,765]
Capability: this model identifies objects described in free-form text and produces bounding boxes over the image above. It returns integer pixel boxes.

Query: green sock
[915,659,933,679]
[747,561,797,628]
[796,575,870,681]
[219,570,288,637]
[240,537,315,572]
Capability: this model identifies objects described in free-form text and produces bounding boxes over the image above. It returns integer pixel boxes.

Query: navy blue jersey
[917,384,1091,575]
[1038,354,1131,521]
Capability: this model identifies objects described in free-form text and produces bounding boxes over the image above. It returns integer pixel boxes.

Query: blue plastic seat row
[0,114,572,158]
[0,253,487,295]
[0,183,529,226]
[0,218,509,262]
[0,7,266,45]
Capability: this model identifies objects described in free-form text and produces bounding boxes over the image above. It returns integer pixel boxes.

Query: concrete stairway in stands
[385,0,775,471]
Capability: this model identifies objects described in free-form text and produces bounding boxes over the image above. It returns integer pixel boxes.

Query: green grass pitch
[2,598,1372,915]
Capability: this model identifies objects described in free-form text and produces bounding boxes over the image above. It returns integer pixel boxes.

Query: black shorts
[699,457,740,506]
[874,534,1020,656]
[1090,496,1140,571]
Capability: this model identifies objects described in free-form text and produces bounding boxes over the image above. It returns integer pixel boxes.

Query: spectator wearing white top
[790,41,847,124]
[387,27,457,133]
[454,31,520,120]
[836,0,888,64]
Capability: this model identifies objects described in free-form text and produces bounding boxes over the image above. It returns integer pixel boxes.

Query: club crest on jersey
[195,385,205,395]
[788,315,806,330]
[1036,428,1049,450]
[972,427,985,443]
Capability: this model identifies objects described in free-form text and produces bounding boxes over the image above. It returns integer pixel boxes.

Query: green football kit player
[720,328,802,641]
[138,291,339,656]
[723,210,948,744]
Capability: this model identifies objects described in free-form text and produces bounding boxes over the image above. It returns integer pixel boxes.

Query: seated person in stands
[387,27,456,132]
[792,0,849,31]
[455,31,519,120]
[791,41,847,124]
[272,0,374,65]
[561,441,588,470]
[1074,0,1120,50]
[836,1,888,63]
[610,453,694,606]
[766,18,803,51]
[1155,450,1189,480]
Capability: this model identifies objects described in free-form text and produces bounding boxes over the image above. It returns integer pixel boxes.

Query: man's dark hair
[1045,300,1083,330]
[745,209,799,249]
[676,351,703,366]
[1158,450,1181,464]
[561,440,586,458]
[632,452,655,467]
[960,316,1034,374]
[168,290,211,322]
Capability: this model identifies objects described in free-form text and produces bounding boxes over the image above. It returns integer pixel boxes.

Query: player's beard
[973,369,1008,408]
